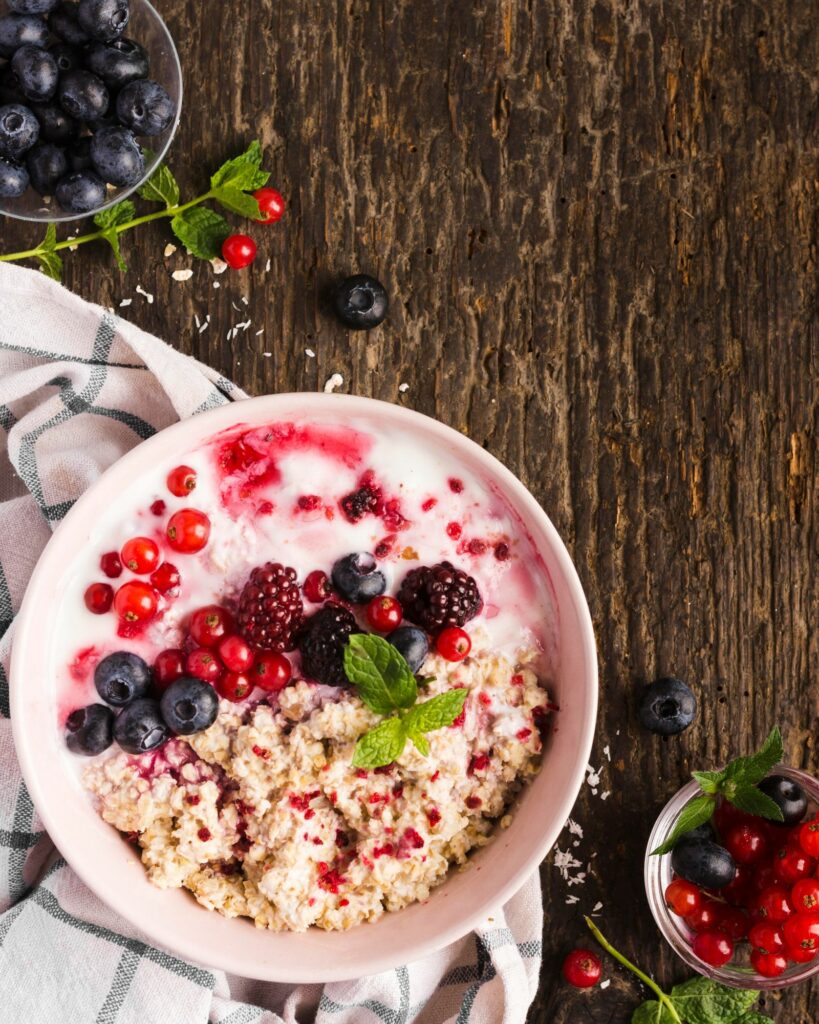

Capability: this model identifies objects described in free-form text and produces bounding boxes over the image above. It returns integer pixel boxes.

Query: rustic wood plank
[2,0,816,1019]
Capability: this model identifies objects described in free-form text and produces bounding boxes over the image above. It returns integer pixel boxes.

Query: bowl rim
[10,392,598,980]
[1,0,183,224]
[645,766,819,990]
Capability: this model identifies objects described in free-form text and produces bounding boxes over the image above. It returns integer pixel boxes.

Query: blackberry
[298,604,358,687]
[236,562,303,651]
[340,483,380,522]
[397,561,482,634]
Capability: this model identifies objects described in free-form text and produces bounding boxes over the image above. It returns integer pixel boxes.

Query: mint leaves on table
[651,726,784,856]
[585,918,773,1024]
[343,634,468,769]
[0,141,274,280]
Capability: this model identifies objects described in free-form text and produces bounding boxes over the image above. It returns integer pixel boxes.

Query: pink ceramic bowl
[10,393,597,982]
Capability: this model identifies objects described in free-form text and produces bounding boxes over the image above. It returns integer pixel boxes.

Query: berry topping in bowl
[331,551,385,603]
[159,676,218,735]
[398,560,482,634]
[65,702,113,754]
[386,625,428,673]
[94,650,151,706]
[297,604,357,687]
[113,697,167,753]
[236,562,303,651]
[189,604,233,647]
[166,508,211,553]
[113,579,157,623]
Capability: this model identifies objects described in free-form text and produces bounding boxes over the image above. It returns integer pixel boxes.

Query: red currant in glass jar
[790,877,819,914]
[691,930,733,967]
[750,949,788,977]
[664,878,701,917]
[724,822,769,866]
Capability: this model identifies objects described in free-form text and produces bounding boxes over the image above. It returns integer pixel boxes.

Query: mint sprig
[651,726,784,856]
[0,141,277,279]
[344,634,468,769]
[585,918,772,1024]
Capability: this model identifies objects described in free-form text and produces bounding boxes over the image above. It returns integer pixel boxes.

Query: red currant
[750,949,788,977]
[790,877,819,914]
[715,905,749,941]
[167,464,197,497]
[787,944,819,964]
[717,863,752,906]
[217,671,253,702]
[150,499,166,516]
[750,862,777,894]
[303,569,331,603]
[783,913,819,955]
[725,822,769,865]
[113,581,158,623]
[753,885,794,923]
[772,844,815,884]
[221,234,257,270]
[150,562,181,596]
[153,648,186,690]
[749,921,785,955]
[120,536,160,575]
[251,650,292,692]
[167,508,211,553]
[686,900,722,933]
[435,626,471,662]
[366,595,403,632]
[692,930,733,967]
[189,605,233,647]
[253,187,285,224]
[84,582,113,614]
[665,878,701,917]
[561,948,601,988]
[186,647,223,684]
[218,634,256,673]
[713,799,752,835]
[799,820,819,858]
[100,551,122,578]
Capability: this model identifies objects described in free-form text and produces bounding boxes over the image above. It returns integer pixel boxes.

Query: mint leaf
[94,200,135,230]
[37,225,62,280]
[138,161,180,207]
[692,770,724,795]
[170,206,229,260]
[728,785,784,822]
[100,231,127,271]
[669,977,758,1024]
[734,1014,774,1024]
[343,634,418,715]
[212,186,262,219]
[723,727,783,788]
[408,730,430,756]
[352,716,407,769]
[210,140,269,191]
[404,689,468,734]
[632,1002,676,1024]
[651,793,715,856]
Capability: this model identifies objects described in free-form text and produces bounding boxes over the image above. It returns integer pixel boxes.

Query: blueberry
[77,0,129,42]
[671,836,736,889]
[10,46,58,104]
[94,650,151,707]
[32,103,77,144]
[48,42,83,74]
[387,626,429,673]
[160,676,219,735]
[48,2,91,45]
[116,78,174,136]
[0,155,28,196]
[65,702,113,755]
[55,168,105,211]
[331,552,386,603]
[0,14,49,58]
[0,103,39,160]
[113,698,168,754]
[0,66,24,105]
[333,274,389,331]
[58,68,108,121]
[758,774,807,826]
[638,677,696,735]
[687,821,717,843]
[7,0,60,13]
[66,133,91,169]
[85,37,148,89]
[90,124,141,185]
[25,141,67,194]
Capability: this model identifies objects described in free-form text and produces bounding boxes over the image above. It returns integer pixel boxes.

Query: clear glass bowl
[645,766,819,990]
[0,0,182,223]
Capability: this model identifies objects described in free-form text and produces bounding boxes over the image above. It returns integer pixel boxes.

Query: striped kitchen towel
[0,262,543,1024]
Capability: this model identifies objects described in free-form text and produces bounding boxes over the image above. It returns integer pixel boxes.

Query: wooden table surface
[3,1,817,1020]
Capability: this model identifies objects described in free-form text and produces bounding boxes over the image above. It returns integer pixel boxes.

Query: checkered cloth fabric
[0,262,543,1024]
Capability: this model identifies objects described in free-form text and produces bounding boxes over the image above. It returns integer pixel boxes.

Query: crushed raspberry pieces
[297,494,322,511]
[197,828,212,842]
[289,794,312,812]
[373,844,395,859]
[308,897,316,907]
[185,794,201,806]
[374,764,394,775]
[340,482,381,522]
[235,800,255,816]
[469,753,490,774]
[338,898,350,907]
[466,795,483,809]
[467,538,487,555]
[426,807,442,826]
[446,522,462,540]
[374,536,396,558]
[393,784,404,799]
[317,867,346,894]
[312,837,323,846]
[448,478,464,493]
[403,828,424,849]
[368,793,386,804]
[304,809,316,820]
[252,745,271,759]
[257,500,274,515]
[360,855,374,869]
[421,498,437,512]
[149,499,166,516]
[494,541,510,560]
[335,830,349,847]
[478,692,491,706]
[430,770,440,782]
[511,673,524,686]
[355,769,368,779]
[516,728,533,741]
[329,791,338,804]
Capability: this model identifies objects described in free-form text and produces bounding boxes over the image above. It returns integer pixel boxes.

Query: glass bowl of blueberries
[646,766,819,989]
[0,0,181,220]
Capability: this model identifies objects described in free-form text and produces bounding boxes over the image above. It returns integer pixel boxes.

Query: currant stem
[584,917,682,1024]
[0,190,216,264]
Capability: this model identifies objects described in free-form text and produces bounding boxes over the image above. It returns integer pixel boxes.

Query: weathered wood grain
[2,1,816,1019]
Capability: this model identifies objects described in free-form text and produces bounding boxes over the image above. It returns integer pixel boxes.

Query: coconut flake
[211,258,228,274]
[135,284,154,304]
[398,382,409,393]
[172,269,193,282]
[164,243,177,257]
[323,373,344,393]
[119,298,132,307]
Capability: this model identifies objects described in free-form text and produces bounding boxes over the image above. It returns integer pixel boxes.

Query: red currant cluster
[220,188,285,270]
[665,801,819,975]
[83,464,211,629]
